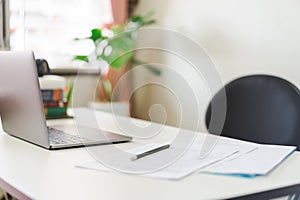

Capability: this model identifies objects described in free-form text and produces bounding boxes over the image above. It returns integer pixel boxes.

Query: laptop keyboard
[47,127,93,145]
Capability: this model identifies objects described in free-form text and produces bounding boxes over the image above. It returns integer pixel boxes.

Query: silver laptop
[0,51,132,149]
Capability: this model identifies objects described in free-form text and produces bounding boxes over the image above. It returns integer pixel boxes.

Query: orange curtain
[110,0,128,25]
[97,0,129,102]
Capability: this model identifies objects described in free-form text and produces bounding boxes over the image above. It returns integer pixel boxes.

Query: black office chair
[205,75,300,149]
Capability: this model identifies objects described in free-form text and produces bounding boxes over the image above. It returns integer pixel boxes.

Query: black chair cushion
[206,75,300,149]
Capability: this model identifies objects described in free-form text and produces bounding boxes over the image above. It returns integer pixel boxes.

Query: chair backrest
[206,75,300,149]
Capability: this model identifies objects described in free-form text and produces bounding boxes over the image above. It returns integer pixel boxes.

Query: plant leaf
[66,81,74,107]
[144,65,161,76]
[101,79,112,101]
[99,35,134,68]
[111,25,124,34]
[90,29,103,42]
[131,58,161,76]
[132,15,143,23]
[144,19,156,25]
[73,55,89,62]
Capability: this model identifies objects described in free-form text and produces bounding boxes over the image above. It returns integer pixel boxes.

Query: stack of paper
[77,135,296,180]
[201,144,295,177]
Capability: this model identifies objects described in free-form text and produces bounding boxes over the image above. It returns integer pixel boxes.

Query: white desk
[0,110,300,200]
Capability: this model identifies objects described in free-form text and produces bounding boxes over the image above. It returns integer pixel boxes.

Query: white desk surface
[0,110,300,200]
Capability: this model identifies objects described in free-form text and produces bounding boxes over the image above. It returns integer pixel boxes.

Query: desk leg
[0,178,31,200]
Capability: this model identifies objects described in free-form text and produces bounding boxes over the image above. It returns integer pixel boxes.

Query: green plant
[74,11,158,102]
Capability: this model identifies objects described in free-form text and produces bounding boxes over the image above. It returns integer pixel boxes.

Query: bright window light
[9,0,113,69]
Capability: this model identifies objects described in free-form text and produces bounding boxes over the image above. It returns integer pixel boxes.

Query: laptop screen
[0,51,50,148]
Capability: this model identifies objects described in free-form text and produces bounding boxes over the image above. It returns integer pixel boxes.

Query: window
[9,0,113,69]
[0,0,10,50]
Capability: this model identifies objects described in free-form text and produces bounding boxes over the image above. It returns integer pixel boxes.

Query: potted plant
[74,12,159,116]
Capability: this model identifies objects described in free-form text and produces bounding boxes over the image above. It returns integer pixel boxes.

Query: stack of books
[39,75,68,119]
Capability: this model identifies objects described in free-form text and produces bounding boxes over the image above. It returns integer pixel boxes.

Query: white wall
[132,0,300,131]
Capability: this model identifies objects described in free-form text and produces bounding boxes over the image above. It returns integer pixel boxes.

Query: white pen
[130,144,171,161]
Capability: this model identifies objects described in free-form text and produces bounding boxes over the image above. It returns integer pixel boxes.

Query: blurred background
[1,0,300,132]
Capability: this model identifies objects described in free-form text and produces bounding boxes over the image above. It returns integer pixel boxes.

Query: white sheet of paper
[202,144,296,176]
[76,136,259,180]
[126,143,170,154]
